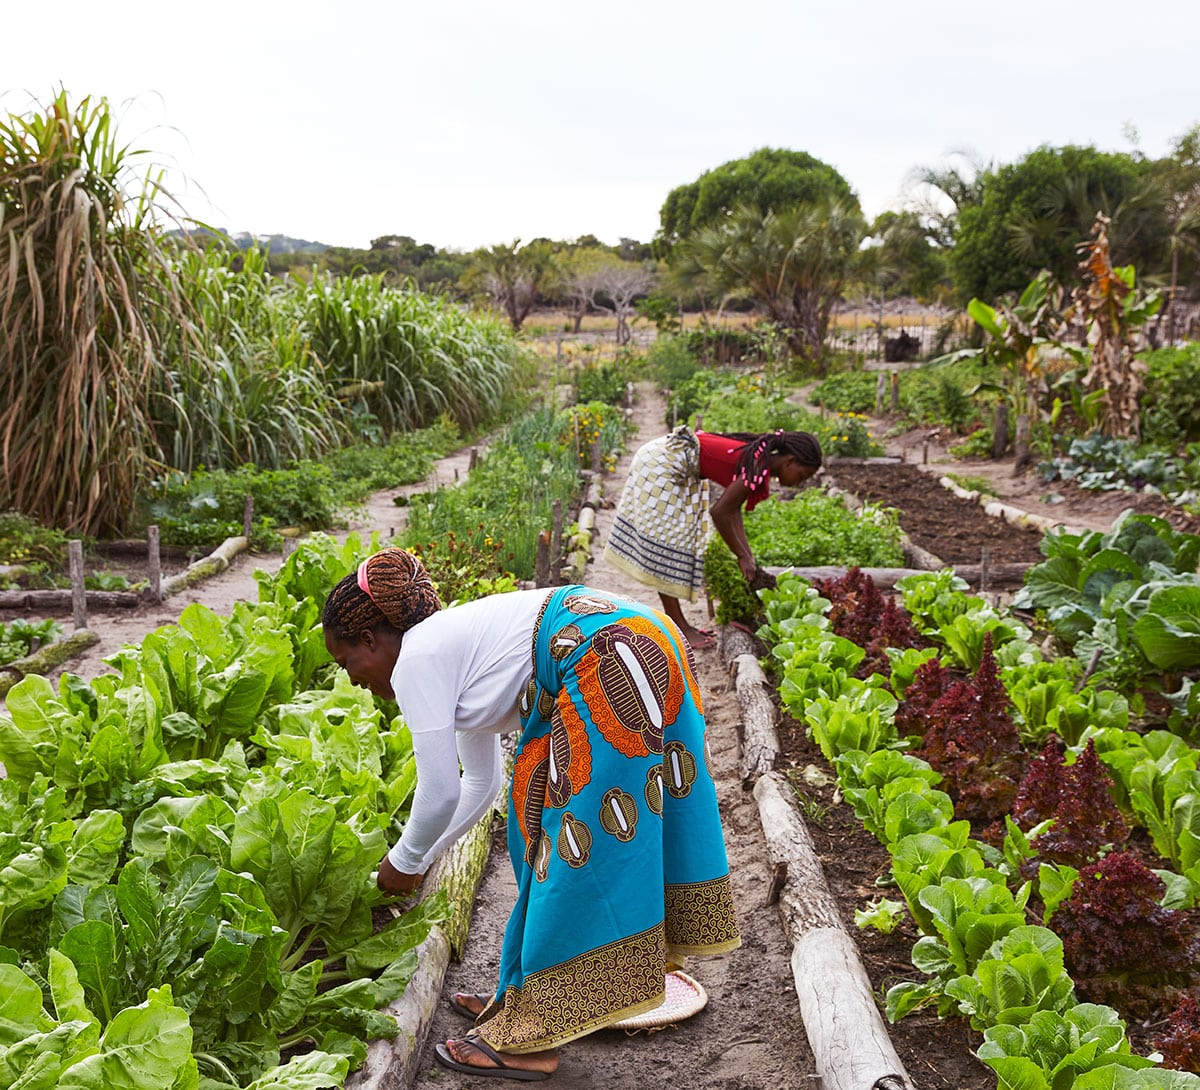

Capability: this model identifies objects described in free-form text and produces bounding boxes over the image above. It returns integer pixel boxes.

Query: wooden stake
[69,540,86,630]
[550,499,564,568]
[243,495,254,539]
[534,531,551,588]
[148,525,162,602]
[980,547,989,594]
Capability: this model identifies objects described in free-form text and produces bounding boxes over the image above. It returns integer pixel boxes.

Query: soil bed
[824,461,1046,566]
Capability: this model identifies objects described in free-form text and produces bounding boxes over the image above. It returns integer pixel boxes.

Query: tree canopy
[950,144,1167,305]
[657,147,857,248]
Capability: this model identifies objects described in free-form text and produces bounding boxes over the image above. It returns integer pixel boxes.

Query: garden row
[753,509,1200,1086]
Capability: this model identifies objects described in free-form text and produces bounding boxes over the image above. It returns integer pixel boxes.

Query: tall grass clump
[288,273,526,435]
[0,91,195,535]
[151,244,347,471]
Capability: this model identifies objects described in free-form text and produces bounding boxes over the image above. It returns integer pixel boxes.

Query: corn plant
[286,272,523,434]
[150,245,346,471]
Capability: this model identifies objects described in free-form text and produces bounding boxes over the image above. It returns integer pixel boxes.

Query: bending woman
[603,428,822,650]
[322,548,740,1081]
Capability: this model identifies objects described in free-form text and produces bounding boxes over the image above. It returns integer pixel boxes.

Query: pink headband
[356,559,375,601]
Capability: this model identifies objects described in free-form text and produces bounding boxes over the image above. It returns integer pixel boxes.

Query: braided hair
[322,548,443,641]
[716,430,823,492]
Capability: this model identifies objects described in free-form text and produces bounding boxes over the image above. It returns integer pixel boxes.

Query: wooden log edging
[561,475,605,584]
[721,630,915,1090]
[0,629,101,698]
[762,563,1029,589]
[755,771,915,1090]
[347,803,499,1090]
[0,589,142,610]
[938,475,1085,536]
[160,535,249,598]
[734,651,780,784]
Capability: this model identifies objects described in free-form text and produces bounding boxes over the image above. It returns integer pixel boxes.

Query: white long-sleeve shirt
[385,588,553,874]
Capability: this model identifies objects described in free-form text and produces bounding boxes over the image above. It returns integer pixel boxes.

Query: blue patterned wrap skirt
[475,585,740,1053]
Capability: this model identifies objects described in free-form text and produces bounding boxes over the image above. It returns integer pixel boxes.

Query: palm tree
[673,199,867,367]
[466,239,557,331]
[907,149,988,248]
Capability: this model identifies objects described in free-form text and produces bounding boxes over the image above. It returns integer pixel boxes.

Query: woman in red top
[603,427,822,649]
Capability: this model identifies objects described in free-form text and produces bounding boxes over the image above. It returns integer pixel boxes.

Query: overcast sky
[6,0,1197,251]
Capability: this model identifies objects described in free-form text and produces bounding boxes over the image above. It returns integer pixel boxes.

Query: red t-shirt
[696,432,770,512]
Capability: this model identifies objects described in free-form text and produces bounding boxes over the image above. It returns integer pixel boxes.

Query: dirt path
[413,387,817,1088]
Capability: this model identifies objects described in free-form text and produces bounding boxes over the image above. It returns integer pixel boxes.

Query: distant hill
[169,227,330,254]
[226,231,329,254]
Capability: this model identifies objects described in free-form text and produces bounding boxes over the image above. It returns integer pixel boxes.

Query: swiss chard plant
[0,532,448,1088]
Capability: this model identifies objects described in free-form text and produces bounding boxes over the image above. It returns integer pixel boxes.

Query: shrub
[573,358,633,406]
[1142,343,1200,447]
[146,462,342,551]
[0,510,68,568]
[645,335,698,390]
[809,371,878,414]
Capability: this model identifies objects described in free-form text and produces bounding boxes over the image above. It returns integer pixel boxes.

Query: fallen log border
[723,630,915,1090]
[161,535,249,598]
[0,589,141,609]
[0,629,101,698]
[762,562,1030,589]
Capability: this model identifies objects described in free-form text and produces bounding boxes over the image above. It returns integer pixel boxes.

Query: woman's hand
[738,553,757,582]
[378,854,425,895]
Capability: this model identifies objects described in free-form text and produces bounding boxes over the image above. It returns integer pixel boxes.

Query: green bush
[146,463,342,551]
[680,328,762,366]
[573,358,633,406]
[665,369,729,427]
[1142,343,1200,446]
[325,418,460,494]
[0,511,68,568]
[810,372,879,414]
[646,335,699,391]
[399,408,589,579]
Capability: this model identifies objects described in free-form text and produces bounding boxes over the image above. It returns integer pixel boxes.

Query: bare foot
[682,627,715,650]
[437,1035,559,1079]
[451,991,492,1017]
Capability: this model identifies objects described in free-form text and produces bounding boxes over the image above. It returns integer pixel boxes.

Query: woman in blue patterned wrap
[323,548,740,1081]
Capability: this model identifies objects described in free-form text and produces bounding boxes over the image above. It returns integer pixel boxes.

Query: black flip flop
[434,1035,551,1081]
[448,991,494,1019]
